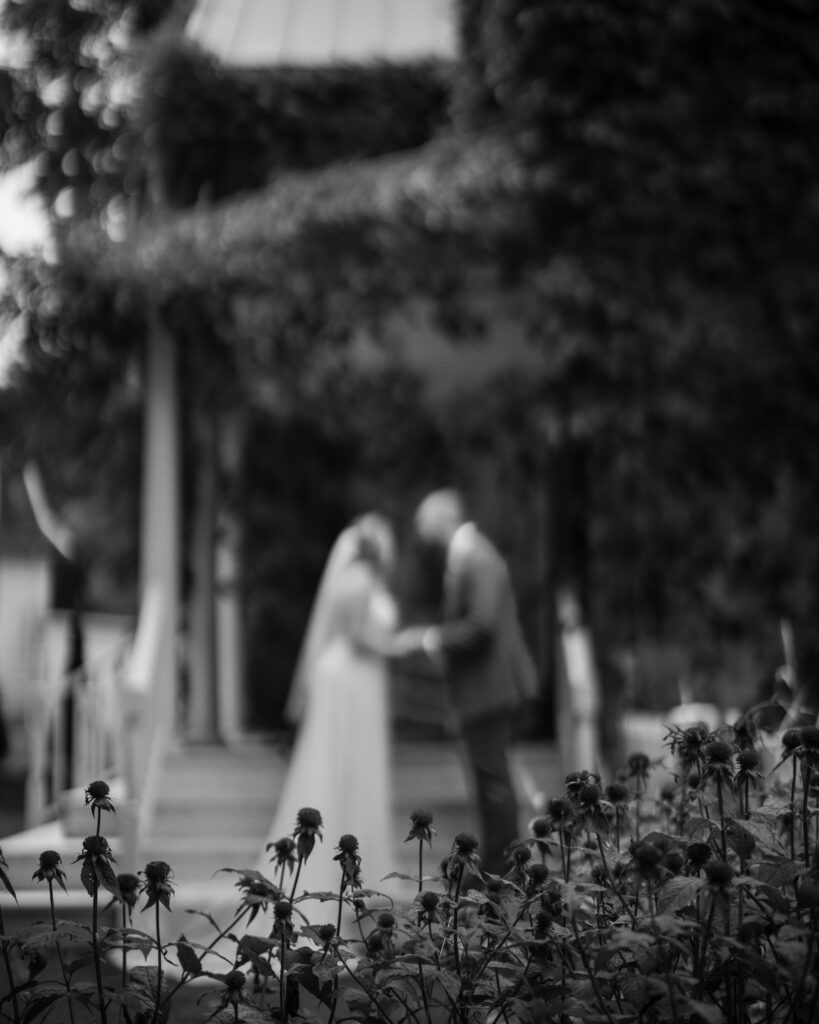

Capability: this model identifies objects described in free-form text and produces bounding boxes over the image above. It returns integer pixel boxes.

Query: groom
[397,488,539,876]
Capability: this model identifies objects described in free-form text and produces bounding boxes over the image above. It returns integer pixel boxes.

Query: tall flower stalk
[702,742,734,861]
[798,728,819,866]
[139,860,174,1024]
[267,835,297,891]
[116,872,140,996]
[547,798,573,881]
[779,730,802,861]
[73,834,120,1024]
[447,833,480,978]
[32,851,75,1024]
[627,753,651,842]
[289,807,323,902]
[273,898,293,1024]
[405,810,436,893]
[76,781,120,1024]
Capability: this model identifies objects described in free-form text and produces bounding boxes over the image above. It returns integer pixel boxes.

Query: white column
[139,313,180,734]
[216,411,246,743]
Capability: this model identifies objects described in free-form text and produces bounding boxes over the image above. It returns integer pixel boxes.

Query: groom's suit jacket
[438,523,538,723]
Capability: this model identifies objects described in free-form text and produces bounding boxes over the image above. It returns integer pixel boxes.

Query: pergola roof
[185,0,456,66]
[85,130,538,296]
[76,3,535,299]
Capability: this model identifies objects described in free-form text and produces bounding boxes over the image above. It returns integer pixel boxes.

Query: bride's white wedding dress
[168,521,400,973]
[257,557,398,919]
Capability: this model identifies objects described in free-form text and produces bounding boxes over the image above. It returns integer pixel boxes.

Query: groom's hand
[393,626,427,657]
[393,626,445,670]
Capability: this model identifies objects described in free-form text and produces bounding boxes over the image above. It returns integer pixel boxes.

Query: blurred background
[0,0,817,856]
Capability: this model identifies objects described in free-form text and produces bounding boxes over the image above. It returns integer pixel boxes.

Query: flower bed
[1,714,818,1022]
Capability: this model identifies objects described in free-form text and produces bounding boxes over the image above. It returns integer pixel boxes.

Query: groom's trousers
[461,709,519,876]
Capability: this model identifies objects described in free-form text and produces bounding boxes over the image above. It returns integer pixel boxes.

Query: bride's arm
[343,565,400,658]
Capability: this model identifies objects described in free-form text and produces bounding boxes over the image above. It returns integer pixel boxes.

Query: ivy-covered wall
[140,39,453,207]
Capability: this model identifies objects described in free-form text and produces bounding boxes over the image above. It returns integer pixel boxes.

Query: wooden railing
[23,583,169,869]
[24,640,132,829]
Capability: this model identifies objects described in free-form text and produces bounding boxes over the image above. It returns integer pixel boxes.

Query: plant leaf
[751,858,799,888]
[96,857,122,900]
[656,876,704,914]
[682,997,724,1024]
[79,858,96,897]
[0,864,17,902]
[724,820,756,859]
[176,938,203,976]
[21,992,64,1023]
[686,817,719,841]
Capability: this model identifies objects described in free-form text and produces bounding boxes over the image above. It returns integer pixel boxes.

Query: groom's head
[414,489,465,553]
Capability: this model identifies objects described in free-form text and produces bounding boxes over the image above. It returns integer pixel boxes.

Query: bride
[253,511,400,923]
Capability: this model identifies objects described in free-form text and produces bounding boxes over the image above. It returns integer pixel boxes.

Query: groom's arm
[428,549,504,661]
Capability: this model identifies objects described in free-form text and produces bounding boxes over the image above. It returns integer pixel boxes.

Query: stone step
[150,801,275,836]
[135,834,265,878]
[1,739,561,940]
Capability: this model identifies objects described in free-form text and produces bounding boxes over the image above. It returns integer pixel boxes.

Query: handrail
[23,584,169,874]
[24,637,132,829]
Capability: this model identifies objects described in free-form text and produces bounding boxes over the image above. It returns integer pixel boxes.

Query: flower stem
[288,856,304,904]
[0,903,21,1024]
[715,776,728,861]
[279,918,289,1024]
[494,966,511,1024]
[790,757,798,862]
[418,839,424,894]
[417,959,432,1024]
[92,879,109,1024]
[596,835,635,925]
[161,906,251,1011]
[801,760,811,867]
[697,896,717,989]
[119,901,128,1023]
[427,919,440,968]
[558,827,567,882]
[452,864,463,975]
[635,779,643,841]
[48,880,76,1024]
[121,900,129,991]
[339,954,394,1024]
[151,900,162,1024]
[569,916,617,1024]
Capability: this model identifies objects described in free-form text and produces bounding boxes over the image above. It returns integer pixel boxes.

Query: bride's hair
[354,512,395,575]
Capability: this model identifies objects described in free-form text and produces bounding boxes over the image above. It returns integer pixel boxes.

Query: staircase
[134,737,290,941]
[0,736,562,940]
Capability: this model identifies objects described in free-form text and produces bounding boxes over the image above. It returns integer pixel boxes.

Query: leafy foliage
[3,0,819,702]
[0,0,190,222]
[2,710,819,1021]
[139,38,452,208]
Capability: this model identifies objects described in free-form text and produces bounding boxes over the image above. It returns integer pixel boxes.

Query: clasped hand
[390,626,444,667]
